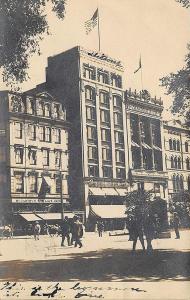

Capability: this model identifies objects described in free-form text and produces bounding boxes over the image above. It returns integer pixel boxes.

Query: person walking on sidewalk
[173,212,180,239]
[33,221,41,240]
[130,214,145,252]
[97,221,104,237]
[144,213,155,253]
[72,216,83,248]
[61,216,71,246]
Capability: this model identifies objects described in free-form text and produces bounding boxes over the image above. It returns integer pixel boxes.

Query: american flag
[85,9,98,35]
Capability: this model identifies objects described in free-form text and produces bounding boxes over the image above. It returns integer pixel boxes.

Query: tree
[0,0,66,87]
[169,190,190,227]
[160,1,190,124]
[160,44,190,122]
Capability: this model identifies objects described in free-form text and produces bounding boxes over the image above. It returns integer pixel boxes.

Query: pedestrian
[61,216,71,246]
[97,221,104,237]
[173,212,180,239]
[33,221,41,240]
[43,222,49,235]
[144,213,155,253]
[72,216,83,248]
[130,214,145,252]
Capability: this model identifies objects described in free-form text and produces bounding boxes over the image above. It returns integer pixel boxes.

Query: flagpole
[97,6,101,52]
[140,55,143,91]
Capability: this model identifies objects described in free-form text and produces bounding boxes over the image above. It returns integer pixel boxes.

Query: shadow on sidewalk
[0,248,190,282]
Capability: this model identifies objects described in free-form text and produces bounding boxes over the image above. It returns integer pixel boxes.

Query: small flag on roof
[85,9,98,35]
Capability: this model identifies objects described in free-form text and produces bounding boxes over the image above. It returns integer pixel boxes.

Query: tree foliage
[169,191,190,226]
[0,0,66,87]
[160,44,190,118]
[175,0,190,8]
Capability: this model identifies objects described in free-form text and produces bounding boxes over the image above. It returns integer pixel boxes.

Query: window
[154,183,160,193]
[28,99,35,114]
[172,175,177,193]
[173,140,177,151]
[87,126,97,140]
[38,102,44,115]
[88,165,98,177]
[42,149,49,166]
[174,157,178,169]
[55,151,61,167]
[169,139,173,150]
[116,168,126,179]
[103,166,112,178]
[173,174,184,192]
[88,146,98,160]
[142,152,148,169]
[186,158,190,170]
[15,173,24,193]
[101,128,111,142]
[29,149,37,165]
[185,141,189,152]
[55,128,61,144]
[15,122,23,139]
[152,124,158,145]
[39,126,44,141]
[54,104,60,118]
[115,131,124,144]
[55,177,61,193]
[114,112,123,127]
[111,74,122,88]
[15,147,23,164]
[100,110,110,124]
[115,150,125,163]
[171,156,174,168]
[85,86,96,101]
[99,91,109,107]
[178,157,181,169]
[113,95,122,108]
[98,71,109,84]
[86,106,96,121]
[45,127,51,142]
[84,67,96,80]
[44,103,51,117]
[177,140,180,151]
[29,125,36,140]
[29,174,37,193]
[102,148,112,161]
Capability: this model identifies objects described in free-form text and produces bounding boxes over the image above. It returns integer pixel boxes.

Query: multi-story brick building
[0,90,70,224]
[44,46,169,225]
[164,119,190,197]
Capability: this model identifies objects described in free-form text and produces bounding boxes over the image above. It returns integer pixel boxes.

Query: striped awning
[19,214,42,222]
[90,205,127,219]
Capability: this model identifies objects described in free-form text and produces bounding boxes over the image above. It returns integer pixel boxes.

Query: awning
[116,188,128,196]
[142,143,152,150]
[19,213,42,222]
[153,145,162,151]
[90,205,127,219]
[89,187,105,196]
[36,212,75,220]
[89,187,118,196]
[102,188,118,196]
[131,141,140,148]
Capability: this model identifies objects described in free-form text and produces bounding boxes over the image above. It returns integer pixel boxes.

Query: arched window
[186,158,190,170]
[85,86,96,101]
[185,141,189,152]
[172,175,177,192]
[180,175,184,191]
[44,103,51,117]
[173,140,177,151]
[177,140,180,151]
[188,176,190,192]
[176,175,180,192]
[171,156,174,168]
[178,157,181,169]
[99,90,109,107]
[169,139,173,150]
[174,156,178,169]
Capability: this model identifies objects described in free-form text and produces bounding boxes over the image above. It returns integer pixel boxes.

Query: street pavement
[0,230,190,282]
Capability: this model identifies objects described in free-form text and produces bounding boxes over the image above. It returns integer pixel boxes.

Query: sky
[0,0,190,118]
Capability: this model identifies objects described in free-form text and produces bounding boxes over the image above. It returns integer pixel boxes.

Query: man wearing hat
[34,221,41,240]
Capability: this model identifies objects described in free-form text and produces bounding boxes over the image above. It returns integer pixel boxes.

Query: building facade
[0,91,69,223]
[164,119,190,197]
[44,46,169,224]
